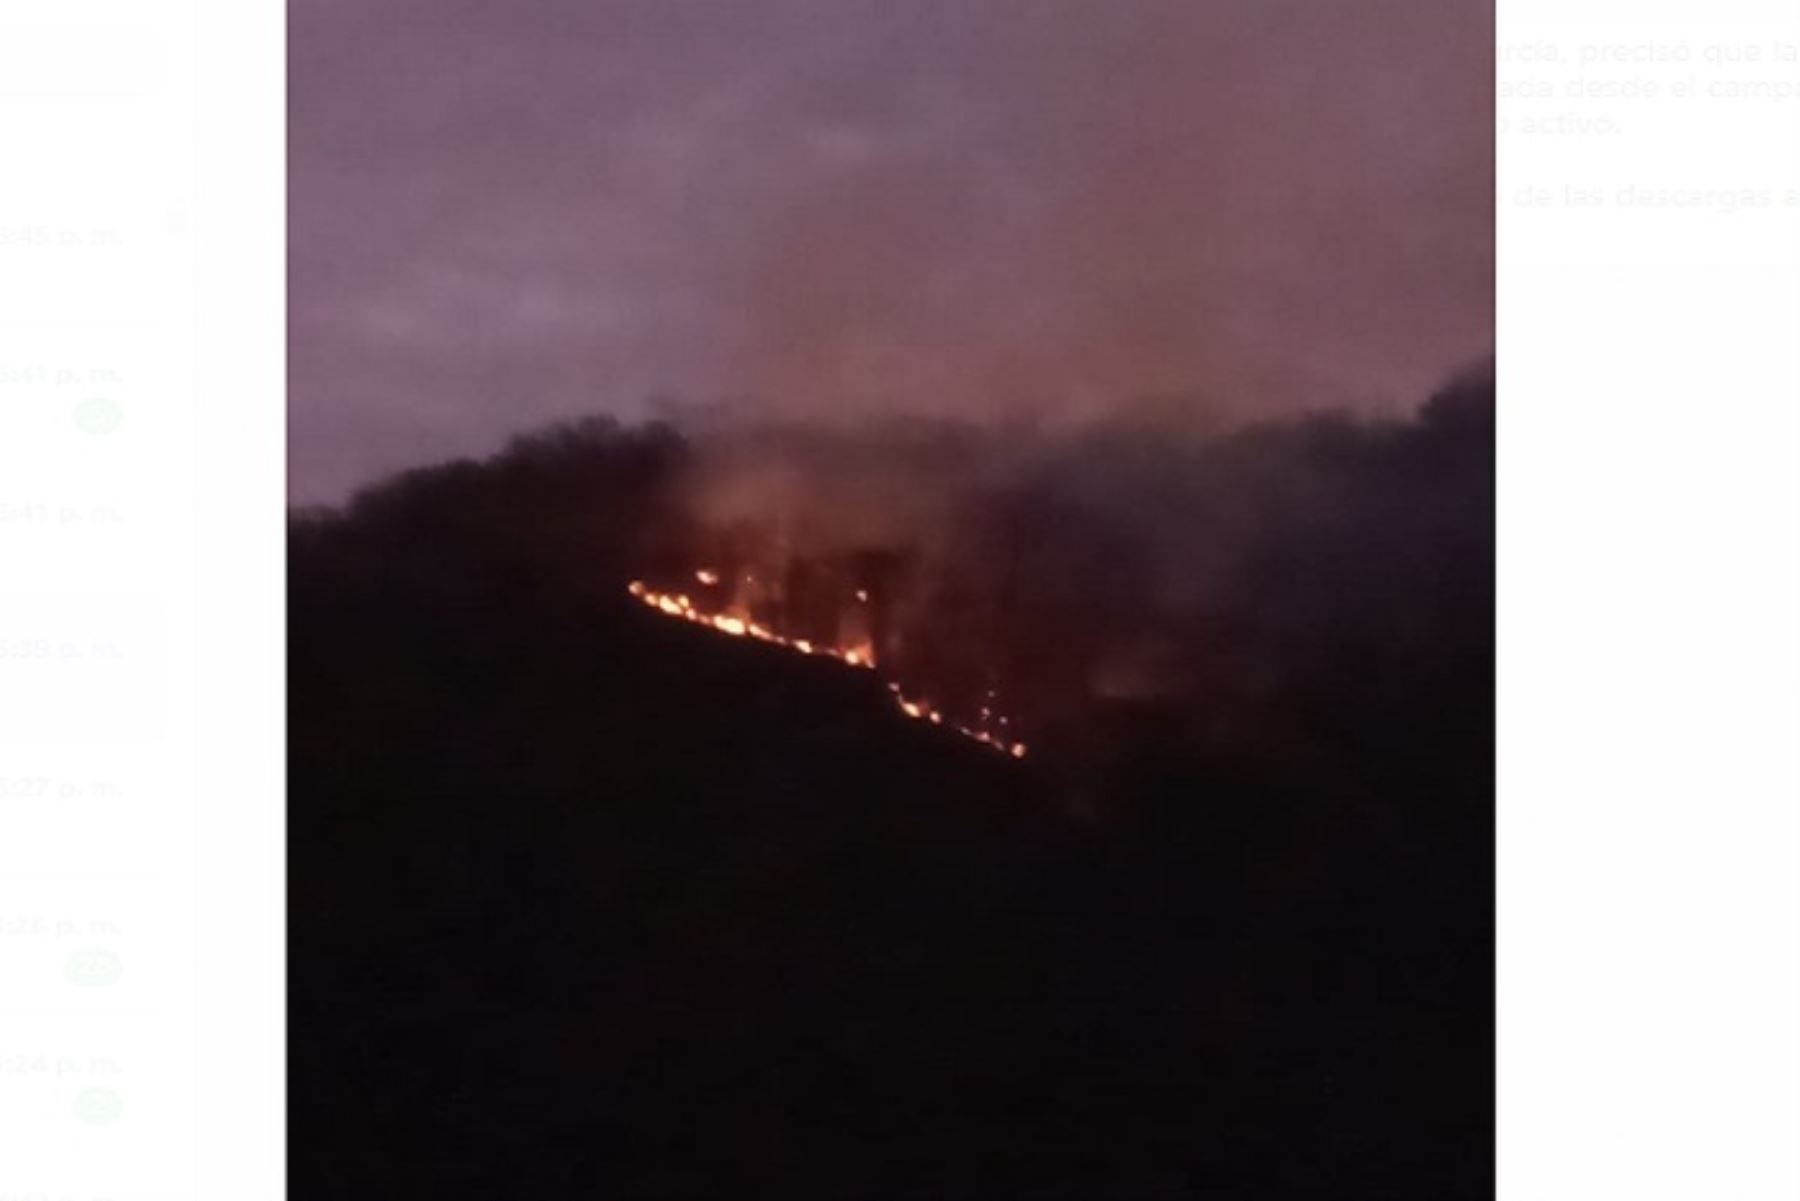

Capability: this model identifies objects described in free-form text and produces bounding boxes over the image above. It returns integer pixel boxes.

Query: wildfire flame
[628,578,876,668]
[627,575,1027,760]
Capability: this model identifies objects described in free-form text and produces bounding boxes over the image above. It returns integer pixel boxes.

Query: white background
[1499,0,1800,1197]
[2,0,281,1197]
[1,0,1795,1197]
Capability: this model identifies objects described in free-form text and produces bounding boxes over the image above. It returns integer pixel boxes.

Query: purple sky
[292,0,1492,504]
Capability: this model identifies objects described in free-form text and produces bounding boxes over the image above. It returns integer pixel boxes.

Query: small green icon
[65,948,122,987]
[73,397,122,435]
[73,1087,123,1125]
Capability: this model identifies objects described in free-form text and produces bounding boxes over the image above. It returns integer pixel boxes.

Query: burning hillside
[292,368,1493,1200]
[292,363,1492,797]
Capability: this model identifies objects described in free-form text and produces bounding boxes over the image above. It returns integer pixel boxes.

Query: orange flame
[627,578,1027,760]
[628,579,876,667]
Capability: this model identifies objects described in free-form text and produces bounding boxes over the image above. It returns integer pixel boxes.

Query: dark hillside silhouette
[291,375,1493,1199]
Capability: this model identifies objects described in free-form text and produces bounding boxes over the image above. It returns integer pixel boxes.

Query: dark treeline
[291,369,1493,1199]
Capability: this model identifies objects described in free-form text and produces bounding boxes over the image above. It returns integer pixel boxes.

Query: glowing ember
[626,579,1027,760]
[886,684,1028,758]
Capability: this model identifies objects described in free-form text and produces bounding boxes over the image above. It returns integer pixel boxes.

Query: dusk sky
[291,0,1492,504]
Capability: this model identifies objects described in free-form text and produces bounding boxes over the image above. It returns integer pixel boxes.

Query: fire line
[627,577,1027,760]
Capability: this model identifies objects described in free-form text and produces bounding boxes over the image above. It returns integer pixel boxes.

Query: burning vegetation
[627,570,1028,758]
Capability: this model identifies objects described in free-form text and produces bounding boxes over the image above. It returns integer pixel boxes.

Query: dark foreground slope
[291,381,1493,1200]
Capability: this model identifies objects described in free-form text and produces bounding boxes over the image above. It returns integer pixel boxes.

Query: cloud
[291,0,1492,502]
